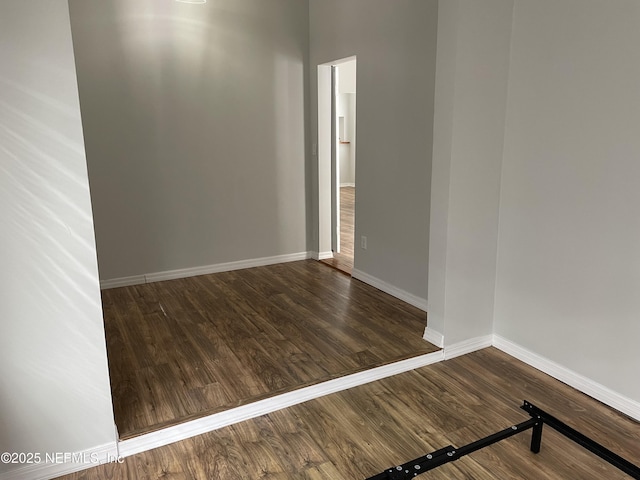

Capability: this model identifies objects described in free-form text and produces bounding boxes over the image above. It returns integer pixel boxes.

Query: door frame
[317,55,356,261]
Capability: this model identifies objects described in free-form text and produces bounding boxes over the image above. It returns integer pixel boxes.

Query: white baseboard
[311,250,334,261]
[340,182,355,188]
[0,441,118,480]
[444,334,493,360]
[423,327,444,348]
[351,269,428,311]
[493,335,640,422]
[118,350,443,457]
[100,274,145,290]
[100,252,311,290]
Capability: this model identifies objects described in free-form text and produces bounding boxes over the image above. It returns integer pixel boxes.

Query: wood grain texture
[55,348,640,480]
[103,259,435,439]
[321,186,355,274]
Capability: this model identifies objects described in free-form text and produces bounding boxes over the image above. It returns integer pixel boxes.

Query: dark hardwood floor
[321,186,355,275]
[56,348,640,480]
[103,259,435,439]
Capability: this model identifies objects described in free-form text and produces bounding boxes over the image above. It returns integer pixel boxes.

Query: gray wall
[69,0,310,281]
[431,0,640,406]
[0,1,116,475]
[495,0,640,402]
[309,0,438,300]
[428,0,513,344]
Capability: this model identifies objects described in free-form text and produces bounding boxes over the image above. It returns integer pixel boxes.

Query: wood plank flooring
[321,186,355,274]
[55,348,640,480]
[103,260,435,439]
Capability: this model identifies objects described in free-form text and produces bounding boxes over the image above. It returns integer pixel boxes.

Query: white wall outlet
[361,236,367,249]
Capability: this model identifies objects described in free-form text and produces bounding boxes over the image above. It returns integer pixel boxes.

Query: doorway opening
[318,57,357,275]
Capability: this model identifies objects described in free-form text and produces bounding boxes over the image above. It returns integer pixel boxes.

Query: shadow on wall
[0,10,115,459]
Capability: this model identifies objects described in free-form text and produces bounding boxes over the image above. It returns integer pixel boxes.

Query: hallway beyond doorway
[321,186,354,274]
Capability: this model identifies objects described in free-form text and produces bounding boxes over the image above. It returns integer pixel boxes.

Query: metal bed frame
[367,401,640,480]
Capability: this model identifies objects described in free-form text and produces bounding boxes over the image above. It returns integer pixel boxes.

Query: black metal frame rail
[366,400,640,480]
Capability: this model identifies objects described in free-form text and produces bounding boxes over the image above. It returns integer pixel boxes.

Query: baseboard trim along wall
[118,350,444,457]
[492,335,640,422]
[443,335,494,360]
[100,252,311,290]
[100,274,146,289]
[351,269,428,311]
[0,441,118,480]
[310,250,334,261]
[423,326,444,348]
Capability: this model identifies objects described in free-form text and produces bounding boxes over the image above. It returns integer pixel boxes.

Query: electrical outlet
[361,236,367,250]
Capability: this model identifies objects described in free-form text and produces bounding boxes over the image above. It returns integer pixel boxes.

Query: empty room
[1,1,638,480]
